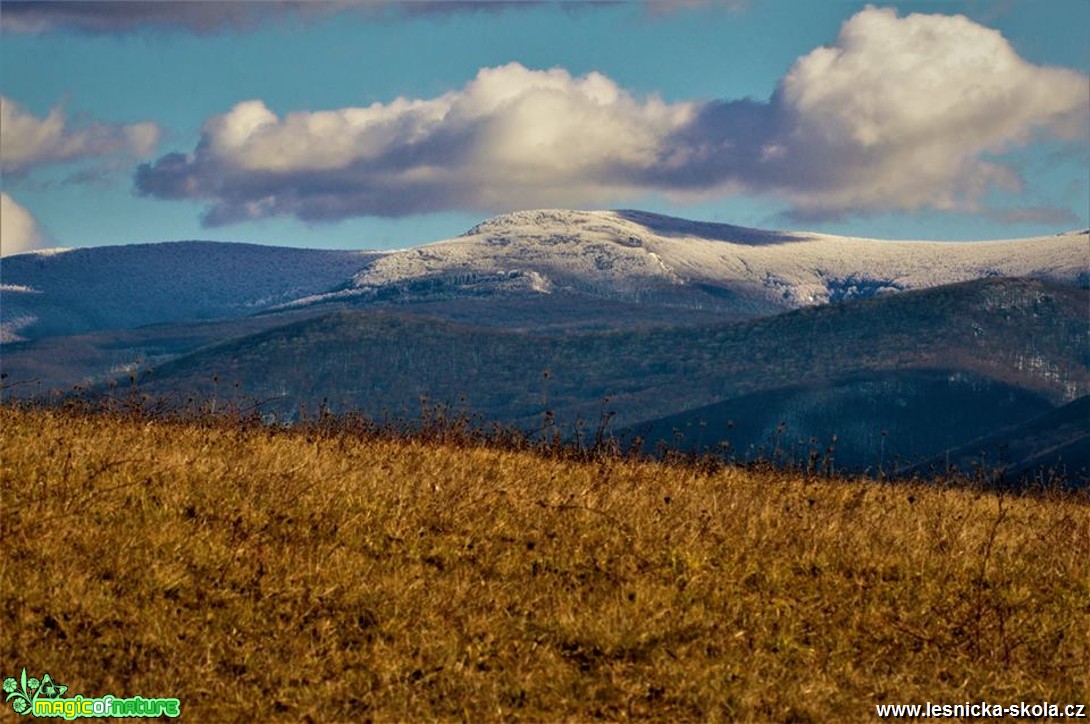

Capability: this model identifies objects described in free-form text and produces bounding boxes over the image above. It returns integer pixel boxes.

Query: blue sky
[1,0,1087,255]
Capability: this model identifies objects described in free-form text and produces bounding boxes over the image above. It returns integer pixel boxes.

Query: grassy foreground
[1,406,1087,721]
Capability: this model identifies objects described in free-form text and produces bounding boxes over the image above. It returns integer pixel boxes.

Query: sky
[1,0,1087,257]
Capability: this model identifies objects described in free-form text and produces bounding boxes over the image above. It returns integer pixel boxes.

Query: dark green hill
[905,396,1090,485]
[133,278,1087,455]
[613,370,1055,475]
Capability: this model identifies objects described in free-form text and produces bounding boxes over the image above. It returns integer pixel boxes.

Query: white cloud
[134,6,1089,224]
[0,193,47,257]
[203,64,691,179]
[136,63,696,223]
[769,5,1089,217]
[0,95,161,174]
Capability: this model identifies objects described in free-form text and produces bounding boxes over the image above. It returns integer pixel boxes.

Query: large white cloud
[134,6,1089,224]
[136,64,696,224]
[768,5,1089,218]
[0,193,47,257]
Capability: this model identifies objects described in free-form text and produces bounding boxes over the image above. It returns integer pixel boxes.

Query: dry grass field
[2,405,1087,721]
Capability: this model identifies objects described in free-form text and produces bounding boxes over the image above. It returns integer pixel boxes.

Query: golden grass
[1,405,1088,721]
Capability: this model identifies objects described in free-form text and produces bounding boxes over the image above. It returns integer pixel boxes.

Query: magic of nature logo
[3,668,180,719]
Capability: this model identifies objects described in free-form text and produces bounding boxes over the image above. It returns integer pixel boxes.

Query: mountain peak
[461,208,801,247]
[336,209,1086,315]
[461,209,615,237]
[610,209,800,245]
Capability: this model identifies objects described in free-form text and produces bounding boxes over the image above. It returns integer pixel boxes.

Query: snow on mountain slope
[0,241,379,342]
[3,211,1085,343]
[290,209,1088,317]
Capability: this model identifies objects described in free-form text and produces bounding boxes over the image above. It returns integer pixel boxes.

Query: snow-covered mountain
[3,210,1086,343]
[1,241,379,342]
[286,210,1088,317]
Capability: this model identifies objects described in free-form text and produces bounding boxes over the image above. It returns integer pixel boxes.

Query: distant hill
[0,241,377,342]
[124,277,1087,474]
[903,396,1090,485]
[0,307,336,395]
[613,370,1055,475]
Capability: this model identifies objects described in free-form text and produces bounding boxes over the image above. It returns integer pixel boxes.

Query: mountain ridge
[287,209,1089,318]
[4,209,1085,343]
[0,241,379,342]
[130,277,1087,433]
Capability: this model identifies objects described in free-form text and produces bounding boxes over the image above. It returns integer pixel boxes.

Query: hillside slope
[3,406,1087,720]
[905,396,1090,483]
[0,241,378,342]
[615,370,1057,476]
[293,210,1088,319]
[133,278,1087,471]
